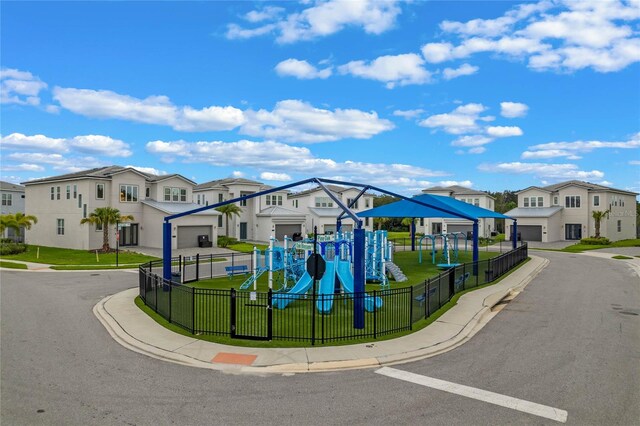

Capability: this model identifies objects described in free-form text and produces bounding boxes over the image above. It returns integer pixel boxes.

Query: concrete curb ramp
[93,254,556,374]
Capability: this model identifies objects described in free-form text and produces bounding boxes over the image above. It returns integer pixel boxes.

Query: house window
[96,183,105,200]
[145,187,150,198]
[593,195,600,207]
[218,216,223,227]
[524,197,529,207]
[420,218,424,226]
[96,222,103,232]
[78,194,82,208]
[240,199,247,207]
[83,204,87,218]
[57,219,64,235]
[365,198,370,208]
[73,185,77,199]
[164,187,171,201]
[266,195,272,206]
[347,198,359,209]
[180,188,187,202]
[565,196,580,208]
[315,197,333,208]
[365,217,370,226]
[163,187,186,202]
[266,195,283,206]
[538,197,543,207]
[66,185,71,200]
[120,184,139,202]
[56,186,61,200]
[196,194,201,205]
[1,194,12,206]
[474,198,480,207]
[172,188,180,202]
[51,187,55,200]
[218,194,223,203]
[530,197,537,207]
[617,220,622,232]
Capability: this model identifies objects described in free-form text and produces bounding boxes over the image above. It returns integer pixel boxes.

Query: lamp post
[116,219,119,267]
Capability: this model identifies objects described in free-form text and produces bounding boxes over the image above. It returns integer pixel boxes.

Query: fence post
[154,274,158,312]
[409,286,413,330]
[373,290,377,339]
[267,288,273,341]
[230,288,236,338]
[191,287,195,334]
[196,253,200,282]
[168,280,172,323]
[427,280,431,318]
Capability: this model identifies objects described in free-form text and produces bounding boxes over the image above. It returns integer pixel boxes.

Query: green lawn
[612,255,633,260]
[227,242,268,253]
[558,238,640,253]
[0,260,28,269]
[1,245,158,266]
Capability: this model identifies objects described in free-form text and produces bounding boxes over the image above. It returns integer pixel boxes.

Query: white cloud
[486,126,523,137]
[525,133,640,156]
[244,6,285,23]
[392,109,425,119]
[451,135,494,147]
[421,1,640,73]
[0,132,132,157]
[521,149,582,160]
[1,163,45,172]
[438,180,474,187]
[468,147,486,154]
[231,170,245,178]
[240,99,394,143]
[338,53,431,88]
[126,166,167,176]
[442,63,479,80]
[630,160,640,165]
[500,101,529,118]
[146,138,449,189]
[227,0,403,43]
[0,68,47,106]
[275,59,332,79]
[419,103,488,134]
[260,172,291,181]
[52,87,245,132]
[478,161,605,180]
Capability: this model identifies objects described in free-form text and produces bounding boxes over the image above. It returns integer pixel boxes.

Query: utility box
[198,234,213,248]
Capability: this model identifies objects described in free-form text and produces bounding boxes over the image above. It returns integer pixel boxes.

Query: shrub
[580,237,611,245]
[0,241,27,255]
[494,233,506,242]
[217,236,238,248]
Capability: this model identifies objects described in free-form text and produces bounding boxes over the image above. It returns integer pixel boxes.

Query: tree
[80,207,134,252]
[1,213,38,241]
[215,203,242,237]
[592,209,610,238]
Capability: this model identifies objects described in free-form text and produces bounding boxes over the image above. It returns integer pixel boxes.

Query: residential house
[417,185,496,238]
[23,166,220,250]
[287,184,375,235]
[505,180,637,242]
[1,181,26,241]
[193,178,305,241]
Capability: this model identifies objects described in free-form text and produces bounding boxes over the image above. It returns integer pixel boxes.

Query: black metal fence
[139,243,528,344]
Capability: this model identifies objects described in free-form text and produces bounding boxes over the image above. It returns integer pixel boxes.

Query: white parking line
[375,367,568,423]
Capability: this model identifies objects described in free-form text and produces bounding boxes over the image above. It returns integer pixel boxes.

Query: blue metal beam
[337,186,371,221]
[472,220,479,264]
[163,221,171,281]
[512,219,518,249]
[314,179,361,225]
[353,228,365,329]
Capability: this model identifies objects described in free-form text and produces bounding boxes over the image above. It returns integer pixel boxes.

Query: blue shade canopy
[357,194,512,220]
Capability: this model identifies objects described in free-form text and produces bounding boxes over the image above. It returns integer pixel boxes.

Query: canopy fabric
[357,193,511,220]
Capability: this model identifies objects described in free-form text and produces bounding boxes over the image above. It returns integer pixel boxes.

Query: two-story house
[287,184,375,235]
[193,177,305,241]
[505,180,637,242]
[23,166,220,250]
[417,185,496,238]
[1,180,26,241]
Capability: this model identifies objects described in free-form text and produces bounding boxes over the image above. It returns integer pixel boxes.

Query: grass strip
[0,260,28,269]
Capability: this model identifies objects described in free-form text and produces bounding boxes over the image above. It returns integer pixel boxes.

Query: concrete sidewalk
[94,255,551,374]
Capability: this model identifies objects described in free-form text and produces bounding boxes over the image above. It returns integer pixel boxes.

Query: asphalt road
[2,251,638,425]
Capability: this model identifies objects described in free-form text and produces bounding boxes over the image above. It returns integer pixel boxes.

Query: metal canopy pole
[472,220,479,276]
[353,225,365,329]
[163,220,172,281]
[512,219,518,249]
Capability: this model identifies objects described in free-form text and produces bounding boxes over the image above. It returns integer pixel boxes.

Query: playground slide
[335,260,383,312]
[316,261,336,314]
[272,271,313,309]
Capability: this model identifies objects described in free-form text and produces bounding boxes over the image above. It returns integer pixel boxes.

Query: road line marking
[375,367,567,423]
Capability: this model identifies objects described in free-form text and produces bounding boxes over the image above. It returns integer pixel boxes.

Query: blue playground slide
[316,261,336,314]
[272,271,313,309]
[335,260,383,312]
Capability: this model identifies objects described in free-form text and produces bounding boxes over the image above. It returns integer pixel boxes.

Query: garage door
[275,224,301,240]
[447,224,472,236]
[518,225,542,242]
[177,225,212,249]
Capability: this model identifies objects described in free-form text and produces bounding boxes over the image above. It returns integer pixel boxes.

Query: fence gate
[230,289,272,340]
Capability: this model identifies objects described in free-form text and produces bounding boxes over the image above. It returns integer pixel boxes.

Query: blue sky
[1,0,639,197]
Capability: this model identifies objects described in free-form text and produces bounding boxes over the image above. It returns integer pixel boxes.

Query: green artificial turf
[0,261,28,269]
[2,245,158,266]
[611,255,633,260]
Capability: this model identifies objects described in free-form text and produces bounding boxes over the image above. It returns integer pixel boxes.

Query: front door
[239,222,248,240]
[565,224,582,240]
[120,224,139,246]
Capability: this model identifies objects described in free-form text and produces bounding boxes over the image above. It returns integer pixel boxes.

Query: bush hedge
[217,236,238,248]
[0,241,27,255]
[580,237,611,245]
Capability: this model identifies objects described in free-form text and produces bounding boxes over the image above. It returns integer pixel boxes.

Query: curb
[94,256,550,374]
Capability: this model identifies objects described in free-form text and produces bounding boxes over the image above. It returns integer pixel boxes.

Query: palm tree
[80,207,134,252]
[216,203,242,237]
[592,209,610,238]
[1,213,38,242]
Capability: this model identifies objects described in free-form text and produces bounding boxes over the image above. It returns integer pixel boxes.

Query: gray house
[1,180,26,241]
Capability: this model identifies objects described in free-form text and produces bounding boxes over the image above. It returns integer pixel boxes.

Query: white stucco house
[416,185,496,238]
[193,177,306,241]
[1,180,26,241]
[287,184,375,235]
[505,180,637,242]
[22,166,220,250]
